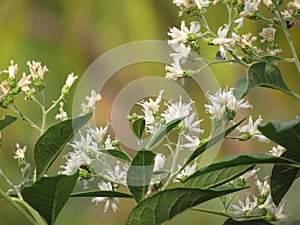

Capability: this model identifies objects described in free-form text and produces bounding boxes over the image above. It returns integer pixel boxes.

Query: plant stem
[273,0,300,76]
[0,168,22,199]
[32,96,47,134]
[45,94,64,114]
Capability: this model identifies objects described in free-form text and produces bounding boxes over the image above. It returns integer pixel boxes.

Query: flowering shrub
[0,0,300,225]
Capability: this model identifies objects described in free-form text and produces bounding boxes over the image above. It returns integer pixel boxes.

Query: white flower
[170,43,191,64]
[92,181,119,213]
[237,115,269,143]
[138,90,164,113]
[172,0,194,15]
[259,25,276,43]
[60,150,92,175]
[255,176,270,197]
[239,168,260,182]
[263,0,272,6]
[174,162,197,182]
[14,143,26,159]
[182,135,200,150]
[168,21,201,47]
[154,153,166,171]
[69,132,99,155]
[288,0,300,10]
[231,194,257,215]
[88,123,109,143]
[65,73,78,87]
[267,145,285,157]
[1,81,10,95]
[234,0,261,29]
[104,161,128,184]
[17,73,32,92]
[81,90,102,112]
[165,63,185,81]
[194,0,210,9]
[258,194,273,210]
[205,88,251,121]
[269,200,290,221]
[27,61,48,79]
[3,60,18,79]
[55,102,68,121]
[212,25,232,59]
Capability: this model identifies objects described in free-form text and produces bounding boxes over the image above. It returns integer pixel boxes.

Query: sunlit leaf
[126,149,156,203]
[71,190,132,198]
[233,62,293,99]
[126,187,244,225]
[34,112,92,180]
[22,172,79,225]
[132,117,145,139]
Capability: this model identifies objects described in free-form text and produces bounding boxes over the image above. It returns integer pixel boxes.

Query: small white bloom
[212,25,232,59]
[154,153,166,171]
[60,150,92,175]
[255,176,270,197]
[239,168,260,182]
[92,181,120,213]
[263,0,272,6]
[234,0,261,29]
[81,90,102,112]
[259,25,276,43]
[17,73,32,92]
[258,194,273,210]
[27,61,48,79]
[165,63,185,81]
[269,200,290,221]
[55,102,68,121]
[194,0,210,9]
[69,132,99,155]
[237,116,269,143]
[267,145,285,157]
[174,162,197,182]
[231,194,257,215]
[3,60,18,79]
[88,123,109,143]
[170,43,191,64]
[138,90,164,113]
[104,161,128,184]
[0,81,10,95]
[14,143,27,160]
[288,0,300,10]
[182,134,200,150]
[172,0,194,15]
[65,73,78,87]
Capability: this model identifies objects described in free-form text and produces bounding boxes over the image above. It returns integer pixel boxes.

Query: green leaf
[182,118,245,169]
[258,118,300,205]
[34,112,92,180]
[261,55,290,63]
[71,190,132,198]
[233,62,293,99]
[258,117,300,151]
[183,154,297,188]
[126,187,244,225]
[146,118,183,149]
[0,115,17,131]
[132,118,145,139]
[126,150,156,203]
[101,149,132,163]
[21,172,79,225]
[277,221,300,225]
[223,218,272,225]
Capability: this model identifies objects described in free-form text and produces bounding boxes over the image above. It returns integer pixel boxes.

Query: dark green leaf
[126,187,244,225]
[258,117,300,205]
[233,62,293,99]
[126,150,156,203]
[146,118,183,149]
[22,172,79,225]
[71,190,132,198]
[0,115,17,130]
[182,118,246,170]
[183,154,297,188]
[223,218,272,225]
[132,118,145,139]
[101,149,132,163]
[258,117,300,151]
[34,112,92,180]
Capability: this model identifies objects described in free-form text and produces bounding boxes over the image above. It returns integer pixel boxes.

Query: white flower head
[27,60,48,79]
[267,145,285,157]
[1,80,10,95]
[165,63,185,81]
[69,132,99,155]
[81,90,102,112]
[255,176,270,197]
[237,115,269,143]
[269,200,290,221]
[105,161,128,184]
[172,0,194,15]
[65,73,78,87]
[174,162,198,182]
[259,25,276,43]
[231,194,257,215]
[194,0,210,9]
[14,143,27,160]
[234,0,261,29]
[3,60,18,79]
[182,134,201,150]
[170,43,191,64]
[92,181,119,213]
[239,168,260,182]
[88,123,110,143]
[212,25,232,59]
[17,73,32,92]
[138,90,164,113]
[55,102,68,121]
[154,153,166,171]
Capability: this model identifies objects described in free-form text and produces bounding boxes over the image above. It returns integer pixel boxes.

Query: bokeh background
[0,0,299,224]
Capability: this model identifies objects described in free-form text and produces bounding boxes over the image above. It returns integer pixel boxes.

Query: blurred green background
[0,0,299,224]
